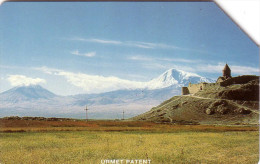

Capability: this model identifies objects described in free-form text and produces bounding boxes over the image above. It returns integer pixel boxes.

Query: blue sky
[0,2,259,95]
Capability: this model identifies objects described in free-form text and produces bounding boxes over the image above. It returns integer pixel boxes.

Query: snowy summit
[146,68,214,90]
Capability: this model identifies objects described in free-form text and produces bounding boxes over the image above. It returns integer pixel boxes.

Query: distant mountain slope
[132,79,259,125]
[71,86,181,106]
[0,85,57,103]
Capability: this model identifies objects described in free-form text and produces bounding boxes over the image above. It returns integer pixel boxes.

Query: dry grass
[0,119,259,163]
[0,131,258,164]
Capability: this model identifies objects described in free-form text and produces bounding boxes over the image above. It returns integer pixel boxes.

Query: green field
[0,130,259,164]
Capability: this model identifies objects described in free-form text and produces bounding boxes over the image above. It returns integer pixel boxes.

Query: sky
[0,2,259,95]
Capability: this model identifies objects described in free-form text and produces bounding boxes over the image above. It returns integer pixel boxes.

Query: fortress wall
[187,83,203,94]
[220,75,259,86]
[182,87,189,95]
[182,83,220,95]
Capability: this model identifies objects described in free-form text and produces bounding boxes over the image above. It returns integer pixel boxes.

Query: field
[0,119,259,164]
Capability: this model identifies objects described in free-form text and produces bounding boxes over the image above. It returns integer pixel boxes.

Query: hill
[132,79,259,125]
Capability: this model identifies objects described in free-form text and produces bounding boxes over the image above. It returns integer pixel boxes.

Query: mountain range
[0,68,214,119]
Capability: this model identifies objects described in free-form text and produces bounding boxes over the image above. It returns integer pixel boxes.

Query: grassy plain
[0,120,259,164]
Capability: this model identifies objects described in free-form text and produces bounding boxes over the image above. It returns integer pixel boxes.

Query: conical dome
[223,64,231,71]
[222,64,231,78]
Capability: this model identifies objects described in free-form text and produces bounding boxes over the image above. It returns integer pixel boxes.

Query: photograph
[0,1,259,163]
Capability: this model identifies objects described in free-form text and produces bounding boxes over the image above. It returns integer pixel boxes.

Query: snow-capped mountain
[0,85,57,103]
[146,68,214,90]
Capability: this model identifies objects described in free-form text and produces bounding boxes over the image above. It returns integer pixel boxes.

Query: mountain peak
[0,85,57,102]
[146,68,214,90]
[165,68,201,78]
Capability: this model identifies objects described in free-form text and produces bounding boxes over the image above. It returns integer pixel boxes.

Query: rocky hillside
[132,79,259,125]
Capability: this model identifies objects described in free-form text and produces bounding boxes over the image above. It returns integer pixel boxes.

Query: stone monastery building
[181,64,258,95]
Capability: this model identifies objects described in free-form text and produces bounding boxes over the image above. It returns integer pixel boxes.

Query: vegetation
[0,119,259,164]
[0,119,258,132]
[0,130,258,164]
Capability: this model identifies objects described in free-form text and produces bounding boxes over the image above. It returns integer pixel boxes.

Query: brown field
[0,119,258,132]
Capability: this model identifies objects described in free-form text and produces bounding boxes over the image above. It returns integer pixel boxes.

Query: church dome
[223,64,231,71]
[222,63,231,78]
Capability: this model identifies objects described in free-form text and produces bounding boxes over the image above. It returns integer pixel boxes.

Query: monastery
[181,64,258,95]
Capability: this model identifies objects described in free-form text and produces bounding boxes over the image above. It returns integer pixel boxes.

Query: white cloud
[126,41,179,49]
[139,61,259,76]
[142,63,170,70]
[125,41,157,49]
[71,37,122,45]
[36,66,145,93]
[195,63,223,73]
[160,58,201,63]
[128,55,201,63]
[34,66,60,75]
[70,37,209,54]
[128,56,154,61]
[70,37,182,50]
[128,55,202,72]
[141,63,196,73]
[89,38,122,45]
[71,50,96,57]
[71,50,80,55]
[186,63,259,75]
[7,75,46,86]
[230,65,260,75]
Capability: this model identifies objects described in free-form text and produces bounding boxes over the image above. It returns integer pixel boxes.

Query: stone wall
[187,83,203,94]
[182,82,220,95]
[182,87,189,95]
[220,75,259,87]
